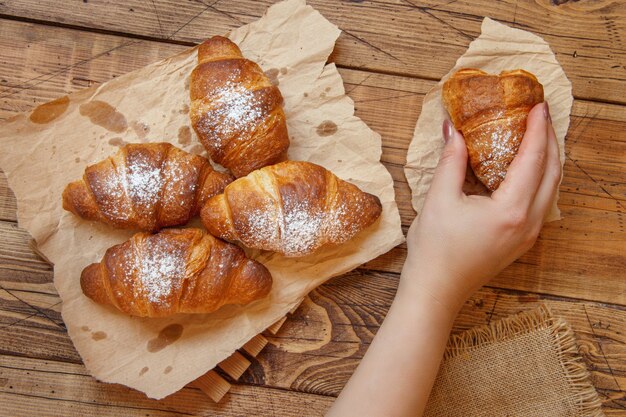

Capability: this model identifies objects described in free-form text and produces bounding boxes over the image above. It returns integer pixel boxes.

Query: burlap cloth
[424,305,604,417]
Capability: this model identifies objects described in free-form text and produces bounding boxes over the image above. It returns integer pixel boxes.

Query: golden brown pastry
[201,161,382,257]
[190,36,290,178]
[63,143,234,231]
[442,68,544,191]
[81,228,272,317]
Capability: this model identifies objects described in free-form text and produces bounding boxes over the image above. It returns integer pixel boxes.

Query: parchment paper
[405,18,573,221]
[0,0,403,399]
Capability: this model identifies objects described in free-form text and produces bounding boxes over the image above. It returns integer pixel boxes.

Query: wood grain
[190,370,231,403]
[0,21,623,304]
[0,173,16,222]
[0,1,624,415]
[243,271,626,414]
[0,355,334,417]
[1,268,625,414]
[1,0,624,104]
[0,220,52,284]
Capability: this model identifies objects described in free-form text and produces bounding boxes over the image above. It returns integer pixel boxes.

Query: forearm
[328,103,557,417]
[327,268,460,417]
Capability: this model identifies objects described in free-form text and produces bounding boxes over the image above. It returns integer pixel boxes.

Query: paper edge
[404,17,574,223]
[0,0,404,400]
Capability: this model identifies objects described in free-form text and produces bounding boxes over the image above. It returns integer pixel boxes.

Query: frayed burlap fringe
[443,304,604,417]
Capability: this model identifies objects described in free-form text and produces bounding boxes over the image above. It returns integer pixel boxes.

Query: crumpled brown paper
[0,0,403,399]
[405,18,572,221]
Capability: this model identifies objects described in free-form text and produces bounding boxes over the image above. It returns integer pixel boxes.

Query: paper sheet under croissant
[405,18,572,222]
[0,0,404,399]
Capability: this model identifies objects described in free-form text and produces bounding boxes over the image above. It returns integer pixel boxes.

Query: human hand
[400,102,561,312]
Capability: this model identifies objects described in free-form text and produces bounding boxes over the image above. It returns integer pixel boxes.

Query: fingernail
[443,119,455,144]
[543,102,551,123]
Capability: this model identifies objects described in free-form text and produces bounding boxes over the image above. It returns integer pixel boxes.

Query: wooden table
[0,1,624,415]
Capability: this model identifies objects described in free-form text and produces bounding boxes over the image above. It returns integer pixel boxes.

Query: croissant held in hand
[201,161,383,257]
[442,69,544,191]
[190,36,290,177]
[63,143,234,231]
[81,228,272,317]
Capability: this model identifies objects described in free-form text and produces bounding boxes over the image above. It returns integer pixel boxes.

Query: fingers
[429,120,468,198]
[530,108,561,221]
[493,102,549,210]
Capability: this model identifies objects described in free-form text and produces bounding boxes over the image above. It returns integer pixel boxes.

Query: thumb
[430,119,468,195]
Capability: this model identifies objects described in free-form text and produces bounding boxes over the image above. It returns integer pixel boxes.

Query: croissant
[81,228,272,317]
[442,68,544,191]
[190,36,290,177]
[200,161,382,257]
[63,143,234,231]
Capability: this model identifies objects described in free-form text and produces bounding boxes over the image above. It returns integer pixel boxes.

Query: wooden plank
[1,19,624,203]
[0,172,16,222]
[0,355,334,417]
[217,352,251,381]
[342,69,626,203]
[0,20,624,305]
[0,21,184,117]
[4,181,624,306]
[1,282,266,404]
[0,3,622,416]
[0,284,78,364]
[245,271,625,414]
[0,221,52,284]
[190,370,231,403]
[241,335,269,357]
[0,1,624,104]
[1,268,624,414]
[1,17,624,197]
[18,163,624,303]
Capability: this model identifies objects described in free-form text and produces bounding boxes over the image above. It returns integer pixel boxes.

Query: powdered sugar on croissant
[442,68,544,191]
[200,161,382,257]
[190,36,290,177]
[62,142,233,231]
[81,228,272,317]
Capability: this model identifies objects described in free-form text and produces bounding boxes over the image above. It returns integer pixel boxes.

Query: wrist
[392,282,460,330]
[398,257,468,317]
